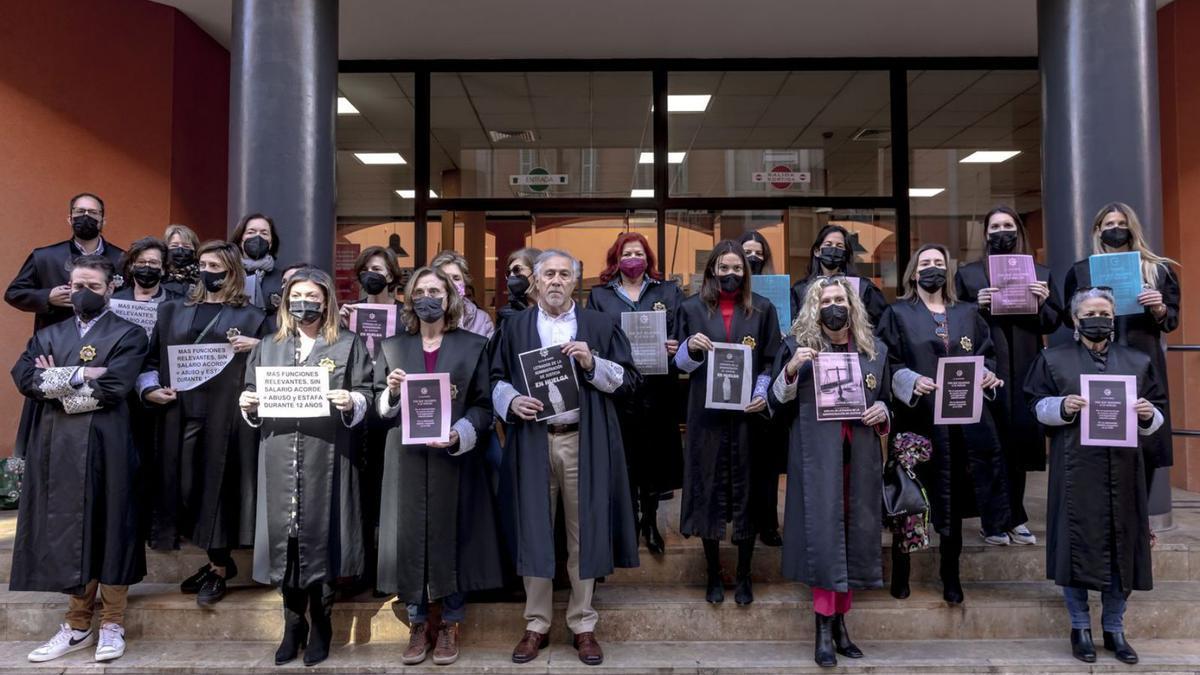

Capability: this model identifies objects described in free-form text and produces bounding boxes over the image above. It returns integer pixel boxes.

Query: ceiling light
[395,189,440,199]
[355,152,406,165]
[909,188,945,198]
[630,189,655,198]
[639,152,686,164]
[960,150,1021,164]
[337,97,359,114]
[668,94,711,112]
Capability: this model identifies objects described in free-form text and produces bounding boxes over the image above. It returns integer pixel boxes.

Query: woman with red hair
[585,232,683,554]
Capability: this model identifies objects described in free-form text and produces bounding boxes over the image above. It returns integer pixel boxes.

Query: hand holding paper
[1063,394,1087,416]
[1134,397,1156,422]
[914,376,938,396]
[239,390,259,414]
[385,368,407,396]
[326,388,354,412]
[744,397,766,414]
[981,370,1003,390]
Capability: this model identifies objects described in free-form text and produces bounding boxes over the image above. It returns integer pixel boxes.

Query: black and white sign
[518,344,581,422]
[620,310,669,375]
[705,342,752,410]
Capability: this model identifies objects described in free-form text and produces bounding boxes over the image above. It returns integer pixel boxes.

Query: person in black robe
[11,255,147,664]
[877,243,1009,605]
[769,276,890,667]
[239,267,371,667]
[789,224,888,325]
[374,267,502,667]
[162,224,201,297]
[674,240,782,607]
[139,241,268,606]
[491,249,640,667]
[586,231,684,555]
[1062,201,1180,492]
[955,206,1062,545]
[230,213,285,318]
[1024,287,1165,666]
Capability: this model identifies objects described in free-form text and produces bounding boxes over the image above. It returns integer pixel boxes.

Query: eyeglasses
[71,208,103,218]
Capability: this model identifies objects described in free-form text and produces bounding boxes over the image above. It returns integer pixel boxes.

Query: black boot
[1070,628,1096,663]
[939,532,963,604]
[734,539,754,606]
[813,613,836,667]
[303,583,333,666]
[703,538,724,604]
[831,614,863,658]
[889,542,911,600]
[275,587,310,665]
[1103,631,1138,664]
[640,498,665,555]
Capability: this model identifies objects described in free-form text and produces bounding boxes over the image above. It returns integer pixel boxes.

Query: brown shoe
[511,630,548,664]
[573,631,604,665]
[432,622,461,666]
[402,621,433,665]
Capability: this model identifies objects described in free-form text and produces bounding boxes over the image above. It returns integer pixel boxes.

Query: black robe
[675,292,782,541]
[769,337,889,592]
[586,278,684,497]
[876,298,1011,536]
[9,312,148,592]
[1024,341,1163,591]
[245,331,372,587]
[246,266,284,319]
[490,306,640,579]
[374,330,503,602]
[144,300,268,550]
[1063,260,1180,470]
[790,274,888,326]
[5,238,126,332]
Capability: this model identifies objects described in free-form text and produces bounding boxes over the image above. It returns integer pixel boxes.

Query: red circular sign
[770,165,792,190]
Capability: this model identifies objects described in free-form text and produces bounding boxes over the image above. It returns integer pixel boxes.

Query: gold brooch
[226,327,241,340]
[865,372,877,391]
[652,301,667,312]
[959,336,973,352]
[742,336,757,349]
[449,384,459,400]
[318,357,336,372]
[79,345,97,363]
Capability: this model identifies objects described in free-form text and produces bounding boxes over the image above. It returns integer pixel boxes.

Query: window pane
[336,73,416,219]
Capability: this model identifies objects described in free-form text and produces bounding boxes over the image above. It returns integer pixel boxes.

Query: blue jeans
[1062,586,1128,632]
[406,591,466,624]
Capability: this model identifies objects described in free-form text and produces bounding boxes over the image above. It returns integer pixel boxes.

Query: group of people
[3,192,1179,668]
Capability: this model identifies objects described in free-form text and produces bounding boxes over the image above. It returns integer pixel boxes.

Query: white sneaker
[981,530,1011,546]
[28,623,94,662]
[1008,524,1037,546]
[94,623,125,662]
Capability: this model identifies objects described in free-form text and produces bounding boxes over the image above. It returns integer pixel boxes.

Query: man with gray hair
[490,249,641,666]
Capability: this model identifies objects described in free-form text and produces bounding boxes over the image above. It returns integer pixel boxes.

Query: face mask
[817,246,847,271]
[506,274,530,300]
[745,255,765,275]
[453,280,467,298]
[819,304,849,331]
[71,214,100,241]
[131,265,163,289]
[413,296,445,323]
[718,273,743,293]
[987,231,1019,254]
[359,270,388,296]
[168,247,195,268]
[200,270,227,293]
[1100,228,1132,249]
[618,257,647,279]
[1077,316,1114,342]
[243,235,270,260]
[917,267,947,293]
[71,288,107,321]
[288,300,323,325]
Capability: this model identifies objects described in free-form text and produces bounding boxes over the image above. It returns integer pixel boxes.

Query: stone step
[2,581,1199,646]
[0,638,1199,673]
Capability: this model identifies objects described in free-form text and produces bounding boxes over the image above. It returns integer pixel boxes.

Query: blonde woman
[432,250,494,338]
[1063,202,1180,485]
[769,276,889,667]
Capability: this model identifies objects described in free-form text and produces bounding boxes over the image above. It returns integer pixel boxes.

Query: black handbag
[882,459,928,519]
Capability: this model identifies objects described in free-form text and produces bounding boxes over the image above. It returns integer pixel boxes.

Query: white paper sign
[256,366,330,418]
[168,343,236,391]
[109,299,159,338]
[704,342,753,410]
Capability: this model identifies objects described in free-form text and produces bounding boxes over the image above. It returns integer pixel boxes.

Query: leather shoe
[641,518,665,555]
[573,631,604,665]
[759,528,783,547]
[1070,628,1096,663]
[1103,631,1138,664]
[180,564,212,594]
[813,613,836,667]
[196,572,228,607]
[705,572,724,604]
[734,574,753,606]
[832,614,863,658]
[511,630,548,664]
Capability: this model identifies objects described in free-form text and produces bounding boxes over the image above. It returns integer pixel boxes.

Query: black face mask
[71,214,100,241]
[131,265,163,289]
[1077,316,1114,342]
[200,270,227,293]
[168,247,195,268]
[987,231,1019,254]
[819,304,849,331]
[71,288,107,321]
[359,271,389,296]
[745,255,765,275]
[506,274,530,300]
[1100,228,1132,249]
[718,273,743,293]
[243,235,270,260]
[817,246,848,271]
[413,296,446,323]
[917,267,947,293]
[288,300,323,325]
